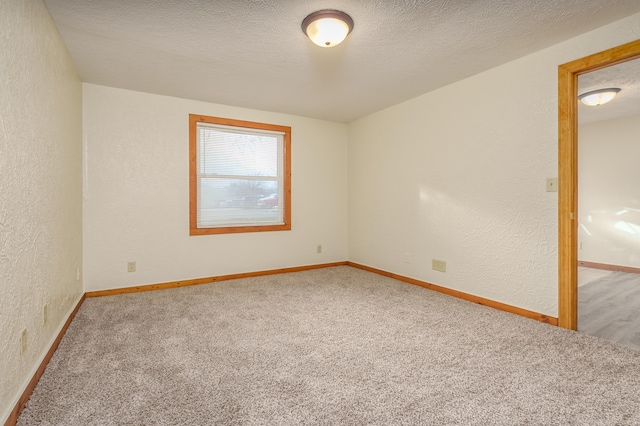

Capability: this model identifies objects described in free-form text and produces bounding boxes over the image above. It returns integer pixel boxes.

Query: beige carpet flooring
[17,266,640,425]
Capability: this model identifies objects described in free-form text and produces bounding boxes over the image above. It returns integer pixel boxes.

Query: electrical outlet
[127,261,136,272]
[317,245,322,254]
[432,259,446,273]
[43,304,48,326]
[21,329,27,355]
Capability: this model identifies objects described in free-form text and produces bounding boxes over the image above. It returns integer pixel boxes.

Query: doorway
[576,58,640,348]
[558,39,640,330]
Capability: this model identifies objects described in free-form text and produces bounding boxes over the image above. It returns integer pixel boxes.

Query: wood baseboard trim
[5,294,86,426]
[346,262,558,326]
[578,260,640,275]
[86,261,349,298]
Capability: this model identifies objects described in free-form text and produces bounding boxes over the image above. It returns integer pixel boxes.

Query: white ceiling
[578,57,640,125]
[43,0,640,123]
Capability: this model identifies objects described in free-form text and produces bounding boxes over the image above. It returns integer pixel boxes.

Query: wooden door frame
[558,39,640,330]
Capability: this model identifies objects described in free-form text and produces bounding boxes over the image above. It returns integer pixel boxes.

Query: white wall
[0,0,83,422]
[348,13,640,317]
[579,114,640,268]
[83,84,348,291]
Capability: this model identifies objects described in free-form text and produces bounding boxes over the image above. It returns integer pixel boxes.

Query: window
[189,114,291,235]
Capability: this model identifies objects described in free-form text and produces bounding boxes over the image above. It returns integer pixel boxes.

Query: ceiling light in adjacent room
[302,10,354,48]
[578,88,621,106]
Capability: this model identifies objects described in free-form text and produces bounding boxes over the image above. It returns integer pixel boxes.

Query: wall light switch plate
[546,177,558,192]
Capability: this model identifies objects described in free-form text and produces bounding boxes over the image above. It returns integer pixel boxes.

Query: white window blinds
[196,122,285,228]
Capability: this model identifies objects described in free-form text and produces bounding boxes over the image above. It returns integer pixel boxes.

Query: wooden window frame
[189,114,291,235]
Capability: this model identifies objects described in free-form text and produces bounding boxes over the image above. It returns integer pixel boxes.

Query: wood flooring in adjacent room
[578,266,640,350]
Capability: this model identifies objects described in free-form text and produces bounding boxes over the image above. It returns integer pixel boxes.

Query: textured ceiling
[43,0,640,123]
[578,57,640,125]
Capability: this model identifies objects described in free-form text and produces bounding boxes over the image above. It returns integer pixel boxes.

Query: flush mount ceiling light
[578,88,621,106]
[302,9,354,48]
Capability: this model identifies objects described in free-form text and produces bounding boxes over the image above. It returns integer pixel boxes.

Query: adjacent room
[2,1,640,424]
[576,59,640,348]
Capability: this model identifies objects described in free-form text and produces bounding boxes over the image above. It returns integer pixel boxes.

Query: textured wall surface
[579,114,640,268]
[82,84,348,292]
[0,0,83,423]
[347,14,640,317]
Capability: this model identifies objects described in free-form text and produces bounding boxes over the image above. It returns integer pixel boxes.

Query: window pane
[199,126,279,177]
[198,178,282,227]
[190,114,291,235]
